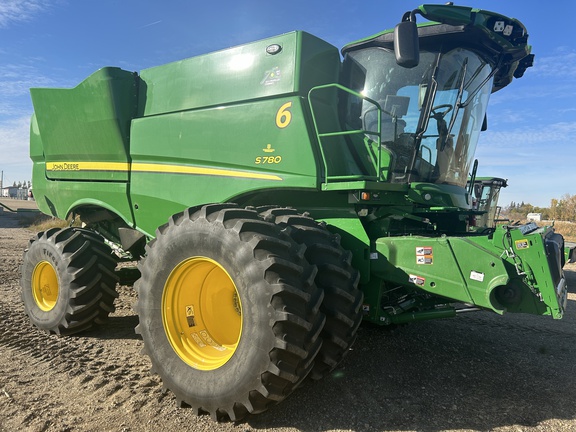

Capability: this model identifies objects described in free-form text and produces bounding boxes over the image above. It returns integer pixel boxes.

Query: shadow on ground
[247,268,576,431]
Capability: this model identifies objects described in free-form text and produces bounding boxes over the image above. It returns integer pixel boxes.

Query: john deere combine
[22,4,568,420]
[468,176,508,229]
[468,175,576,264]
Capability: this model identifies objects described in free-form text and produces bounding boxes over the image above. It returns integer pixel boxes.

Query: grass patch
[534,221,576,242]
[507,220,576,243]
[27,215,81,232]
[552,221,576,243]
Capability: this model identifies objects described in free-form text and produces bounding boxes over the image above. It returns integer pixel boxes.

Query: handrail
[308,83,383,183]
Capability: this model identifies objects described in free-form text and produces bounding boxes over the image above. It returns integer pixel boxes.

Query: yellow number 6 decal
[276,101,292,128]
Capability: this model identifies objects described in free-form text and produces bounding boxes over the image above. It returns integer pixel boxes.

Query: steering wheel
[430,104,453,119]
[431,104,453,151]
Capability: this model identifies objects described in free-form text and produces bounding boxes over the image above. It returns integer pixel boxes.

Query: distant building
[527,212,542,222]
[1,186,29,199]
[1,186,18,198]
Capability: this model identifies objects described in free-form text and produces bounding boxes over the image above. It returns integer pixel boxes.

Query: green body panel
[28,6,567,326]
[138,31,339,116]
[320,216,372,285]
[129,96,319,236]
[493,224,565,318]
[371,223,564,321]
[30,31,342,229]
[29,113,135,224]
[30,67,137,182]
[375,236,476,305]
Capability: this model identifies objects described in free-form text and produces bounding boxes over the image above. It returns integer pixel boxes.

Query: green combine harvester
[468,176,576,264]
[467,176,508,229]
[22,4,568,421]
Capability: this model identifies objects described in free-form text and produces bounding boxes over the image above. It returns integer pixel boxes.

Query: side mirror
[394,19,419,68]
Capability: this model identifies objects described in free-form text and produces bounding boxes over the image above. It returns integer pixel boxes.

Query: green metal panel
[126,31,341,235]
[371,224,565,320]
[129,97,319,235]
[30,67,138,182]
[30,160,133,225]
[29,31,340,232]
[408,183,471,208]
[138,31,339,116]
[495,224,565,318]
[29,112,135,223]
[374,236,476,305]
[320,216,371,285]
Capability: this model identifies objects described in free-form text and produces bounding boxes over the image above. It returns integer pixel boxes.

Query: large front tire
[20,227,119,335]
[135,204,325,421]
[259,207,363,379]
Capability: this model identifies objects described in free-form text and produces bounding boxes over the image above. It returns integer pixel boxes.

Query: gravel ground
[1,203,576,432]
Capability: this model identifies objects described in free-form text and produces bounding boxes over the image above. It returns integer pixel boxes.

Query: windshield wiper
[460,60,501,108]
[415,53,441,141]
[443,57,468,147]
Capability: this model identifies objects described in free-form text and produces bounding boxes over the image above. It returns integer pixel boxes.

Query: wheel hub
[162,257,242,371]
[32,261,59,311]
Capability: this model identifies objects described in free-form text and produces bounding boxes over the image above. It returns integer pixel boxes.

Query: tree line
[12,181,32,189]
[504,193,576,222]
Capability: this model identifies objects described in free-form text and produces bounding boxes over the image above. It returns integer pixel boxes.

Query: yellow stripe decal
[46,162,130,171]
[132,163,282,180]
[46,161,282,181]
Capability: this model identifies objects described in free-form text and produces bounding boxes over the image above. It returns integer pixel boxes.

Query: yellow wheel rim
[162,257,242,371]
[32,261,59,312]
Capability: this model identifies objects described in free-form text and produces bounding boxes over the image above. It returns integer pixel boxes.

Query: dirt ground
[2,202,576,432]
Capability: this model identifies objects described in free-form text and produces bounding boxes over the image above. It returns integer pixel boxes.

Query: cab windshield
[341,47,493,187]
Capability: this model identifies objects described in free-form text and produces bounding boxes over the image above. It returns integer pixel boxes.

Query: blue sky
[1,0,574,208]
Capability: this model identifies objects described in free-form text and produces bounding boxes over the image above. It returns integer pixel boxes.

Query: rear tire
[258,207,363,379]
[20,227,119,335]
[135,204,325,421]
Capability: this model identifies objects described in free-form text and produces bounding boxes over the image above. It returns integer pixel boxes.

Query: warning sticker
[186,305,196,328]
[409,274,426,287]
[199,330,226,352]
[416,255,433,265]
[191,332,206,348]
[470,271,485,282]
[416,246,433,256]
[261,66,281,85]
[416,246,433,265]
[515,239,530,250]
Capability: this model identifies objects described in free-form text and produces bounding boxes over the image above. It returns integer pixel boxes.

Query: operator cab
[341,43,492,189]
[338,6,533,190]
